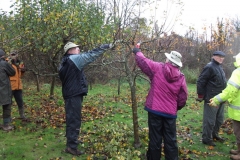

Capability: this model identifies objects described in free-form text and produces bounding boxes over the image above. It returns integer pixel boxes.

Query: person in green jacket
[0,49,16,131]
[209,53,240,160]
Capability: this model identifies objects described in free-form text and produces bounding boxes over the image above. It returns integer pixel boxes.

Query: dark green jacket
[0,58,16,105]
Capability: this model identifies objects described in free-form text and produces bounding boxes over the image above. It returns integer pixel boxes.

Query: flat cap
[213,51,226,57]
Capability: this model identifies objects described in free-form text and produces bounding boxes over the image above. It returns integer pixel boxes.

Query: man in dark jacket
[0,49,16,131]
[197,51,227,146]
[59,41,114,156]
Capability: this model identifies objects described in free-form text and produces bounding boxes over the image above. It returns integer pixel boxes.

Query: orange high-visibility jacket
[10,63,24,90]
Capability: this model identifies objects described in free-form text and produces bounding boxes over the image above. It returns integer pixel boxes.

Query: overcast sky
[175,0,239,34]
[0,0,239,35]
[0,0,12,11]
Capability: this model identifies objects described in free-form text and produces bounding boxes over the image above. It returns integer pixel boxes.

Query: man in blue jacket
[59,41,114,156]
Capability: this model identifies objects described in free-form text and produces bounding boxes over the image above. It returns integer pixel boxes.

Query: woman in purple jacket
[133,48,188,160]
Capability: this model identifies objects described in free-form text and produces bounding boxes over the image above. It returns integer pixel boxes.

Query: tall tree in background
[232,16,240,56]
[0,0,114,94]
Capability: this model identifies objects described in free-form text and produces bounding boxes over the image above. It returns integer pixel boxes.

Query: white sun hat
[165,51,182,67]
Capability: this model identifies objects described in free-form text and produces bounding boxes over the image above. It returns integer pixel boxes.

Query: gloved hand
[20,67,26,72]
[100,44,111,50]
[132,48,141,54]
[196,95,203,102]
[109,43,114,49]
[208,98,218,107]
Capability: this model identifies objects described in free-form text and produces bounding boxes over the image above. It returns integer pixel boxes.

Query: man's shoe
[230,153,240,160]
[230,149,240,155]
[2,124,13,131]
[202,140,216,146]
[65,147,84,156]
[213,136,225,142]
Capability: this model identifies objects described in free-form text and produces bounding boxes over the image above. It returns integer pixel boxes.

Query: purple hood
[163,62,181,83]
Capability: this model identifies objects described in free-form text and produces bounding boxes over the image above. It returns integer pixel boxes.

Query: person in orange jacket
[9,50,26,119]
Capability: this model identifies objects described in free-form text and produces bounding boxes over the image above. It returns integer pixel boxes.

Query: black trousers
[64,95,83,149]
[12,90,24,109]
[147,112,178,160]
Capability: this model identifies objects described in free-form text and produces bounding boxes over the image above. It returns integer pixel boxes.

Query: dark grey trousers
[64,95,83,149]
[202,101,224,142]
[2,104,11,124]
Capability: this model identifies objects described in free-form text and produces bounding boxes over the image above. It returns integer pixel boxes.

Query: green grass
[0,81,236,160]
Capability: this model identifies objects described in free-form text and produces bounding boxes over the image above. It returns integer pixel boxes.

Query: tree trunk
[124,52,141,148]
[35,74,40,92]
[89,80,92,90]
[50,76,55,99]
[117,77,121,95]
[129,80,141,148]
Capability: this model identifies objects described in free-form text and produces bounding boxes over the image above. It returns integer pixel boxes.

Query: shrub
[182,67,199,84]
